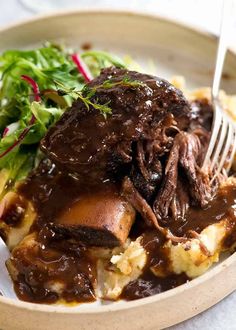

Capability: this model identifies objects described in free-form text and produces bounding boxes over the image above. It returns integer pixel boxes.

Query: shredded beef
[154,131,212,222]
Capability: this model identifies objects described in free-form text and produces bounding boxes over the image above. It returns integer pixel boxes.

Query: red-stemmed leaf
[0,75,40,158]
[72,54,92,82]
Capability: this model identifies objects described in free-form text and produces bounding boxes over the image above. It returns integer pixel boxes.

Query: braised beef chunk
[39,67,216,229]
[52,185,135,247]
[19,160,135,248]
[41,67,190,182]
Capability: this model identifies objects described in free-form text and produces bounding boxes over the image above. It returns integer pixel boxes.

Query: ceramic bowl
[0,10,235,330]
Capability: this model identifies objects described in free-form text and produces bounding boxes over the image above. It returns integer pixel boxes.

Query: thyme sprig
[83,76,145,98]
[55,76,145,117]
[98,76,145,89]
[55,80,112,117]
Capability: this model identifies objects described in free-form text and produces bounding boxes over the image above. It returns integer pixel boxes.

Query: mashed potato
[97,238,146,299]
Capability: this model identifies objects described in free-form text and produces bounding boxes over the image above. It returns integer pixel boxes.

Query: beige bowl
[0,10,236,330]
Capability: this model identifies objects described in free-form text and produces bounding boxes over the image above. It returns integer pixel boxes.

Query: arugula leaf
[8,148,36,183]
[81,50,125,77]
[30,101,63,133]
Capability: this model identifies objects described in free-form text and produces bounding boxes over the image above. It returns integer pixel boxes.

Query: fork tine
[203,0,234,173]
[226,127,236,172]
[202,103,222,169]
[216,123,234,176]
[210,111,228,171]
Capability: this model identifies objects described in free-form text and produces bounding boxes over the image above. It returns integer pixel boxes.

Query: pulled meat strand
[170,178,190,220]
[122,176,159,229]
[153,135,179,220]
[178,132,211,207]
[116,141,132,163]
[137,141,150,181]
[154,131,213,222]
[122,176,188,243]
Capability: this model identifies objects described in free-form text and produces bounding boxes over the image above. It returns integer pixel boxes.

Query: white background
[0,1,236,329]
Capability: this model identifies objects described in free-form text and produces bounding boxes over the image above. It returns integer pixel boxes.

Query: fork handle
[212,0,233,99]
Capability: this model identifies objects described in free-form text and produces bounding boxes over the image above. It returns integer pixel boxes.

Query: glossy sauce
[122,185,236,301]
[169,184,236,236]
[12,228,96,304]
[122,230,189,300]
[15,159,236,303]
[11,95,236,304]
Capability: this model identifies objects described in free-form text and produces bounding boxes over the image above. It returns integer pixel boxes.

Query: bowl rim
[1,252,235,313]
[0,8,235,314]
[0,7,219,46]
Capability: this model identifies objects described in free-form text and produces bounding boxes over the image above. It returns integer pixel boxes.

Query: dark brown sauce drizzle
[12,227,96,304]
[169,184,236,236]
[122,185,236,300]
[122,272,189,300]
[122,230,189,300]
[14,159,236,303]
[19,160,85,225]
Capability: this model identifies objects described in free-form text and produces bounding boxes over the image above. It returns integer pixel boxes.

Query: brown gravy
[14,159,236,303]
[13,228,96,304]
[122,230,189,300]
[169,184,236,236]
[122,272,189,300]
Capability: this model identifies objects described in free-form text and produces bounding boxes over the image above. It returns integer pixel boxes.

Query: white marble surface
[0,1,235,329]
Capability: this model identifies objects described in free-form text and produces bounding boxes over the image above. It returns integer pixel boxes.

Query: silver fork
[0,237,17,298]
[202,0,236,176]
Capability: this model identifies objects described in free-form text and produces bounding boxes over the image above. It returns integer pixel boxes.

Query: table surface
[0,1,236,329]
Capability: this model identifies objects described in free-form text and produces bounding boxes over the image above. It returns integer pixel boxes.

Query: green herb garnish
[55,75,145,118]
[95,76,145,90]
[81,50,125,77]
[54,81,112,117]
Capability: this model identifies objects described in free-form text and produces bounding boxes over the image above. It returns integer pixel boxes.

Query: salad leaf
[81,50,125,77]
